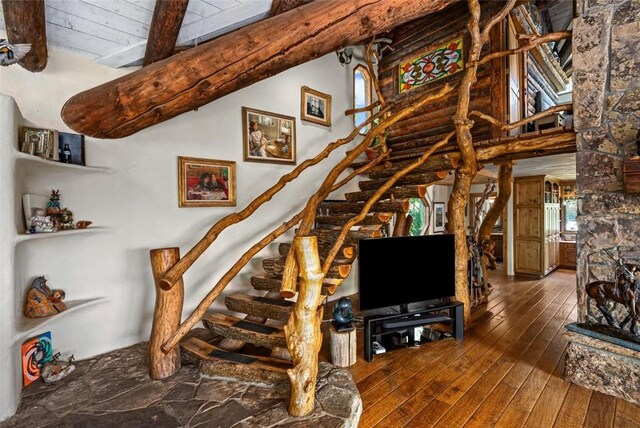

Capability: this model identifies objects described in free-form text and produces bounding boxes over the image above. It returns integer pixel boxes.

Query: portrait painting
[242,107,296,164]
[178,157,236,207]
[300,86,331,126]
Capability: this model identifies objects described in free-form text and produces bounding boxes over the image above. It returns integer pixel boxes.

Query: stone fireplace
[569,0,640,405]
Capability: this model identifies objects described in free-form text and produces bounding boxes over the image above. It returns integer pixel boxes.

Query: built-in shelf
[14,297,108,344]
[15,227,106,245]
[14,151,111,173]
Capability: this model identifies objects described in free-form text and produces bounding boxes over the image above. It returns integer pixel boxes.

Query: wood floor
[347,268,640,428]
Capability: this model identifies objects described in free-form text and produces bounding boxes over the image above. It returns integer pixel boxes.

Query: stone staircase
[179,160,448,382]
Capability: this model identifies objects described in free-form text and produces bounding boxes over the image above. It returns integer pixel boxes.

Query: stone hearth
[564,323,640,405]
[0,343,361,428]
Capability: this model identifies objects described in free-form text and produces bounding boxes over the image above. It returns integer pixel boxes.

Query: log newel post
[149,247,184,379]
[285,236,325,416]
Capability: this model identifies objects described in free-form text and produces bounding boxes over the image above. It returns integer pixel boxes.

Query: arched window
[353,64,372,134]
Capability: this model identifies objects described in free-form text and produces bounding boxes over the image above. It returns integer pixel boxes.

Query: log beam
[143,0,190,66]
[61,0,456,138]
[1,0,47,72]
[269,0,305,16]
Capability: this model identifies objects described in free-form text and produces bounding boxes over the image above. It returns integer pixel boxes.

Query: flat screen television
[358,234,456,312]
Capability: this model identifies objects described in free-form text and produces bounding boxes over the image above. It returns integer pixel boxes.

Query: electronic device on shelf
[358,233,456,313]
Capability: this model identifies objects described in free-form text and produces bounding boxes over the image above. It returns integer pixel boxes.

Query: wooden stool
[330,324,356,367]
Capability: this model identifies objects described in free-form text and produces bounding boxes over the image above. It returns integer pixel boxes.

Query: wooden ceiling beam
[143,0,190,67]
[1,0,47,72]
[269,0,306,16]
[61,0,457,139]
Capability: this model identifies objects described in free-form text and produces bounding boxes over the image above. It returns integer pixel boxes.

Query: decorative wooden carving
[61,0,456,138]
[285,236,325,416]
[143,0,189,66]
[1,0,47,72]
[149,247,184,379]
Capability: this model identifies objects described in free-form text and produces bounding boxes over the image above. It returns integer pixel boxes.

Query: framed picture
[20,127,55,159]
[300,86,331,126]
[58,132,85,166]
[22,331,53,387]
[242,107,296,164]
[178,157,235,207]
[433,202,446,233]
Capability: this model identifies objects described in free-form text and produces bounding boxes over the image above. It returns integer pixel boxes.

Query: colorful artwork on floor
[21,331,53,386]
[398,37,464,93]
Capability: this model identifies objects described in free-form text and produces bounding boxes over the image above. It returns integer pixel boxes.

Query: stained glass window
[353,65,372,134]
[399,37,464,94]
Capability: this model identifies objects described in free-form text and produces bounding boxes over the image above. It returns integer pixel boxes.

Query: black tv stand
[363,301,464,362]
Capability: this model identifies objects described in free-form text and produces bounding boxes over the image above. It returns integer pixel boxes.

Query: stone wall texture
[575,0,640,325]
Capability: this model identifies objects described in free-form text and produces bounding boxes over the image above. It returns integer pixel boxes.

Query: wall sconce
[577,196,585,216]
[336,47,353,65]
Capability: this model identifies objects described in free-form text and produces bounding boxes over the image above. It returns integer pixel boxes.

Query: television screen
[358,234,456,311]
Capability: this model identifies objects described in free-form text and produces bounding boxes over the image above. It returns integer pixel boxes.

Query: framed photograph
[242,107,296,164]
[58,132,85,166]
[300,86,331,126]
[433,202,446,233]
[20,127,55,159]
[178,157,236,207]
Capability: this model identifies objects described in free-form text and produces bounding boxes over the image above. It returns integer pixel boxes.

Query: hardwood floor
[347,268,640,428]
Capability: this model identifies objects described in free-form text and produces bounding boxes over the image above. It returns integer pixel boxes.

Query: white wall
[0,43,364,419]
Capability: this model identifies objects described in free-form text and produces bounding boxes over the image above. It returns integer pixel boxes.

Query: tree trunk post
[285,236,325,416]
[149,247,184,379]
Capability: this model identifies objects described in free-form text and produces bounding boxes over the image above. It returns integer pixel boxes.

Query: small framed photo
[300,86,331,127]
[243,107,296,164]
[20,127,55,159]
[178,157,236,207]
[433,202,446,233]
[58,132,85,166]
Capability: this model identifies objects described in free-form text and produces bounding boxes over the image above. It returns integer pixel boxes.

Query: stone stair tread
[202,313,287,349]
[225,293,295,321]
[181,337,290,384]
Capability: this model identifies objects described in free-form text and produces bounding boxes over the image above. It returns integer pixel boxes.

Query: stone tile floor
[1,343,361,427]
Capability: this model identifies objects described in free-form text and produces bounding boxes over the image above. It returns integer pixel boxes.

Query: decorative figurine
[332,297,355,332]
[76,220,92,229]
[46,190,61,216]
[58,208,74,230]
[23,276,67,318]
[28,209,55,233]
[0,39,31,67]
[41,354,76,384]
[585,249,639,336]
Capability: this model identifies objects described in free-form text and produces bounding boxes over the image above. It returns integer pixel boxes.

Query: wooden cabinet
[560,242,577,269]
[514,176,561,277]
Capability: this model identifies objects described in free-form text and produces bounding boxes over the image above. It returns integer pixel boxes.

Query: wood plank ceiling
[0,0,272,68]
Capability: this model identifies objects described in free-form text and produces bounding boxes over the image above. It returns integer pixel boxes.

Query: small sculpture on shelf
[76,220,92,229]
[58,208,74,230]
[28,209,56,233]
[46,190,61,216]
[41,354,76,384]
[332,297,355,332]
[23,276,67,318]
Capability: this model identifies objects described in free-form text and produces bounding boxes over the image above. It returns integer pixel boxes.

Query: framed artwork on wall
[433,202,446,233]
[242,107,296,164]
[178,157,236,207]
[20,127,55,159]
[300,86,331,126]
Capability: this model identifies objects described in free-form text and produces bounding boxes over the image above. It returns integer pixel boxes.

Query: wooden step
[251,275,341,295]
[181,337,290,384]
[368,155,457,179]
[349,159,391,171]
[315,213,393,227]
[278,242,356,261]
[262,257,351,279]
[202,313,287,349]
[358,171,447,191]
[306,228,382,245]
[225,293,294,321]
[344,184,428,202]
[321,200,410,215]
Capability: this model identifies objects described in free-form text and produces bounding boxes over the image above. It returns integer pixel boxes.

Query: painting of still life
[178,157,236,207]
[242,107,296,164]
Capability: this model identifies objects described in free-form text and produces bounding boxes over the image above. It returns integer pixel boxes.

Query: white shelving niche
[0,93,111,420]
